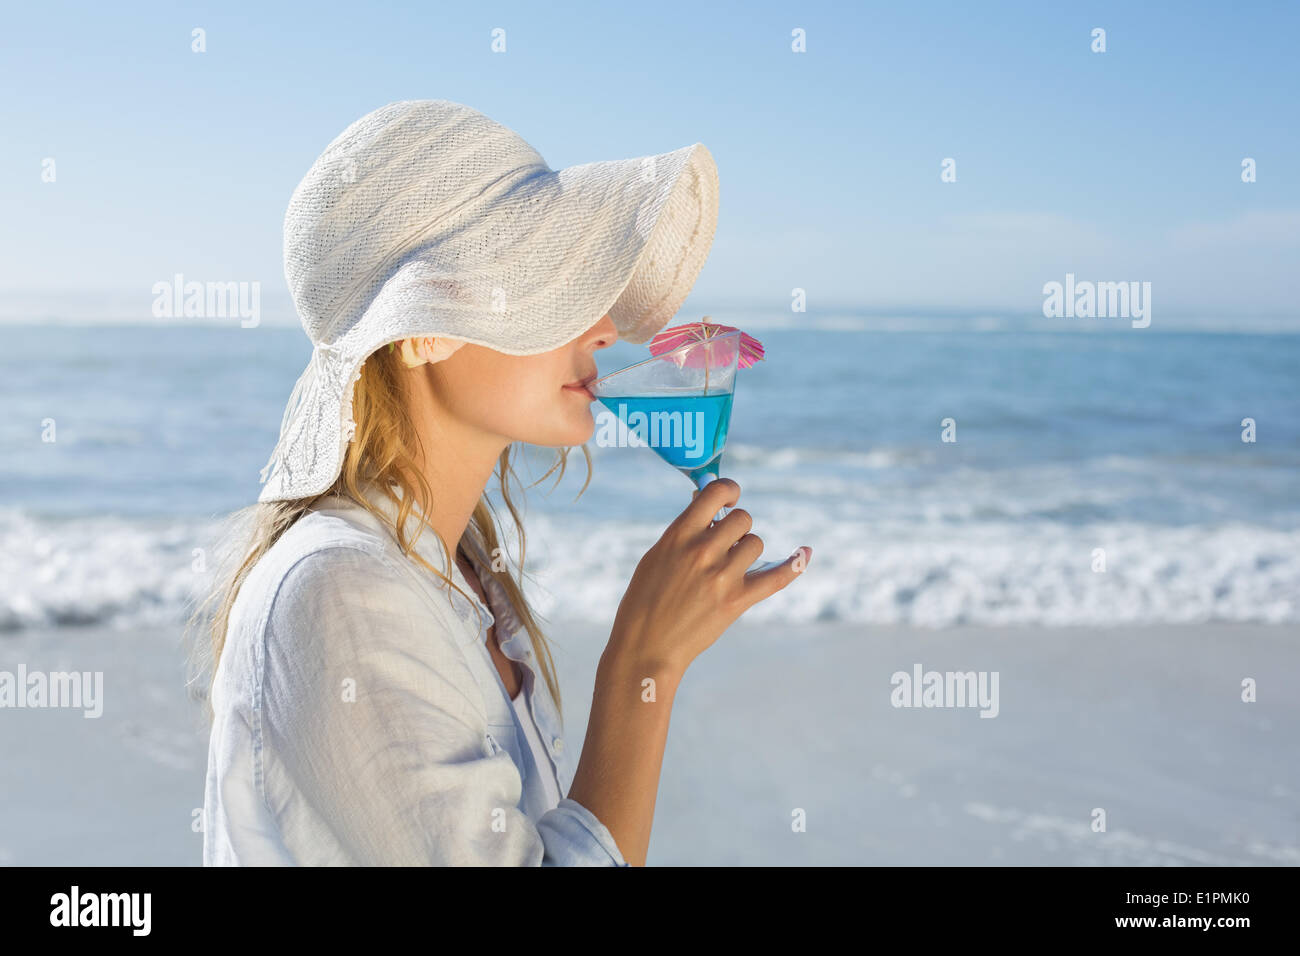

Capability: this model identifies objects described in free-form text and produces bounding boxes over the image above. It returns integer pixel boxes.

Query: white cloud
[1166,209,1300,249]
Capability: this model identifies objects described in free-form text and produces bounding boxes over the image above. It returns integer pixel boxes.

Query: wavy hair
[184,342,589,727]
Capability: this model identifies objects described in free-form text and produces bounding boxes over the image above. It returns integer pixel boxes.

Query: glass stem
[694,470,729,521]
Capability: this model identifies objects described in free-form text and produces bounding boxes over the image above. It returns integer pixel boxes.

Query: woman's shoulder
[250,496,388,584]
[214,493,496,733]
[227,495,443,649]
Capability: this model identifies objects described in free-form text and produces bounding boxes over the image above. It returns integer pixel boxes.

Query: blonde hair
[184,342,589,728]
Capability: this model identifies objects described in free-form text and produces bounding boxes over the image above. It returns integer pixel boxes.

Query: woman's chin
[534,408,596,448]
[567,408,598,445]
[567,416,597,446]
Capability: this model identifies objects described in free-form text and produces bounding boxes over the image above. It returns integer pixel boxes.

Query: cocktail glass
[590,331,783,572]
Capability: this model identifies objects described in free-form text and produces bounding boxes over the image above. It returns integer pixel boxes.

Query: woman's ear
[393,337,465,368]
[398,338,425,367]
[387,337,429,368]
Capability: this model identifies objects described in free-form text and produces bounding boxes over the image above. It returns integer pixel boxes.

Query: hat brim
[258,141,718,503]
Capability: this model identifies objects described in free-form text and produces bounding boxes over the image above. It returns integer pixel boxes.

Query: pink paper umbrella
[647,317,766,370]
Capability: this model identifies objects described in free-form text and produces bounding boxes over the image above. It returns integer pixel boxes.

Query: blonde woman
[188,100,810,867]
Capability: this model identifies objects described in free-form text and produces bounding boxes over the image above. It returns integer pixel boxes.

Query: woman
[188,100,810,867]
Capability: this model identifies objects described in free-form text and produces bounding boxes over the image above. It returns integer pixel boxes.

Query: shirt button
[551,736,563,754]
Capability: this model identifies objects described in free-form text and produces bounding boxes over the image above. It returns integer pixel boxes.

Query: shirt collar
[329,480,494,648]
[320,481,536,663]
[457,533,531,662]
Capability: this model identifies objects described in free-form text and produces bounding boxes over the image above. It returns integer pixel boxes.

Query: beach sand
[0,620,1295,866]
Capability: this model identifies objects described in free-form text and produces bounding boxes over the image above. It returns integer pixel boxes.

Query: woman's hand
[606,478,811,676]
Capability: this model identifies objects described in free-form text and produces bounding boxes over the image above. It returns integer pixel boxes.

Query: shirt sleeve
[258,544,630,867]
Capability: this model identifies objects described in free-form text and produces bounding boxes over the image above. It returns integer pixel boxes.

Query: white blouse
[201,480,628,866]
[510,683,563,812]
[461,542,566,820]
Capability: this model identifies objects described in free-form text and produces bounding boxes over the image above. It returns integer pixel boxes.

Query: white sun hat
[257,98,719,503]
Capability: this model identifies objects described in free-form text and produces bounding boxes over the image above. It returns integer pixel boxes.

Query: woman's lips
[563,374,597,399]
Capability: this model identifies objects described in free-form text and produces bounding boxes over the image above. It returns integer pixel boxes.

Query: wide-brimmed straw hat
[257,98,719,503]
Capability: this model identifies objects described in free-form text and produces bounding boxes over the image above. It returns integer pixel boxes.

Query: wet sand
[0,620,1295,865]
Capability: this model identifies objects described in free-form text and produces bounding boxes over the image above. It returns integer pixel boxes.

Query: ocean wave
[723,443,932,470]
[523,514,1300,628]
[1,508,1295,633]
[0,510,215,632]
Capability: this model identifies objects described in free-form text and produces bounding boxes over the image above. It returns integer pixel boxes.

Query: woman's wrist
[598,637,687,700]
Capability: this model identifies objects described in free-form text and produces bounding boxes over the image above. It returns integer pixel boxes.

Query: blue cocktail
[590,330,783,572]
[594,392,733,488]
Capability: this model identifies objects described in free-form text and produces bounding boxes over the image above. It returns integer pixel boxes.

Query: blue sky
[1,0,1296,322]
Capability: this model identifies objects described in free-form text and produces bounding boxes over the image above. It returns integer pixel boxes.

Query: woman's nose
[590,313,618,349]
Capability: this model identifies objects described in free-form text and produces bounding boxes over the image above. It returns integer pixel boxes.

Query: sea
[2,311,1297,632]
